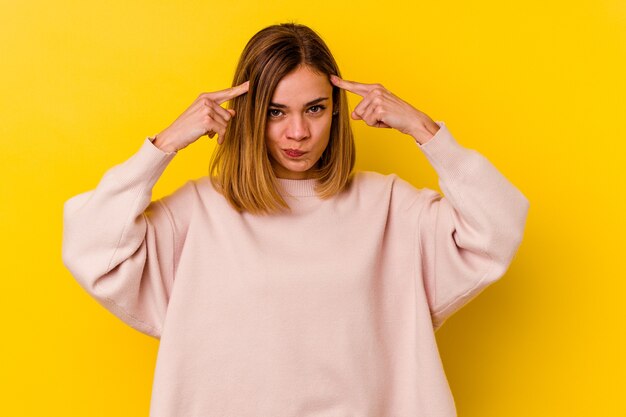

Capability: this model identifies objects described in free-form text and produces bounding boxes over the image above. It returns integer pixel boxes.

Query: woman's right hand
[152,80,249,152]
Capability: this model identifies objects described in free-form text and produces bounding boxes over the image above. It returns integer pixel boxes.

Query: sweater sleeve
[62,136,185,339]
[414,121,530,331]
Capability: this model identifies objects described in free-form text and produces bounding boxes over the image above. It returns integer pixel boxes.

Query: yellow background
[2,0,624,415]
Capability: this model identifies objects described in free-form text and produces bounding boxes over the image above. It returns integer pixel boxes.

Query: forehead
[271,65,332,104]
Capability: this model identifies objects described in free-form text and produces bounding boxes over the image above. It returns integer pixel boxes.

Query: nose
[285,114,310,141]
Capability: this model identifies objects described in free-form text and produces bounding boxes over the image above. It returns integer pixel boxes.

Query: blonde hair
[208,22,356,215]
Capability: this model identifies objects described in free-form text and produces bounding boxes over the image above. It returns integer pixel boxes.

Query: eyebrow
[269,97,329,109]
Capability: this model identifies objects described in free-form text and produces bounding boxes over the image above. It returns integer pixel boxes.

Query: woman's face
[265,65,334,180]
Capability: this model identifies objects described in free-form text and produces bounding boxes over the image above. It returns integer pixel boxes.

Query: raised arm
[414,122,529,330]
[62,138,187,338]
[330,75,530,330]
[62,83,248,338]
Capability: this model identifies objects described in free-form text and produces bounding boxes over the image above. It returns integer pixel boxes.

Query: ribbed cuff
[107,137,178,191]
[146,135,178,156]
[416,121,480,182]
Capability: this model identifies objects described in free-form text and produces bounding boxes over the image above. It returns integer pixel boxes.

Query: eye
[307,105,326,114]
[268,109,284,118]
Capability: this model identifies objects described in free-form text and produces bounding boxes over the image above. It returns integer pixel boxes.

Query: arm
[61,137,189,339]
[414,122,530,330]
[62,82,248,338]
[328,76,530,330]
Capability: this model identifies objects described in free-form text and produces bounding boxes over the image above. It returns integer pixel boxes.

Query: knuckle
[203,95,217,105]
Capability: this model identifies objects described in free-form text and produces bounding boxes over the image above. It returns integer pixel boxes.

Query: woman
[62,23,529,417]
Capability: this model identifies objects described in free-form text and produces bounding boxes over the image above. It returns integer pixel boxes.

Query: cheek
[265,124,281,144]
[317,117,333,139]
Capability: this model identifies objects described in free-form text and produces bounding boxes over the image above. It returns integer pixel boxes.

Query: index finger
[329,75,374,97]
[210,80,250,105]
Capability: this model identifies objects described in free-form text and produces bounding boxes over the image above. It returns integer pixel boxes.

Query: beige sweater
[62,121,529,416]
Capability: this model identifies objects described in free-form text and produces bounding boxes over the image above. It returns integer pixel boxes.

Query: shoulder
[165,176,223,200]
[156,176,225,214]
[352,170,396,190]
[154,175,237,225]
[352,170,440,210]
[154,178,201,214]
[353,170,429,195]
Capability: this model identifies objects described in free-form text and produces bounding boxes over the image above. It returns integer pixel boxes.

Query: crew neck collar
[276,177,320,197]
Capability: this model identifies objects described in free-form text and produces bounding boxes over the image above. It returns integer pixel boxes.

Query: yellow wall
[2,1,624,415]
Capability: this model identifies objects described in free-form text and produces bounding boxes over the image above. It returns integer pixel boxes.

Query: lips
[283,149,306,158]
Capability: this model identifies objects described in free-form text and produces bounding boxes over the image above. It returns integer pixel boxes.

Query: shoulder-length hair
[208,22,356,216]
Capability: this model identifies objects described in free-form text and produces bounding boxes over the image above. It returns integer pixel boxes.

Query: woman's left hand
[330,75,440,145]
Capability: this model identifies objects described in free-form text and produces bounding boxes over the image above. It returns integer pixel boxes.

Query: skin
[329,74,440,145]
[265,65,334,180]
[153,81,250,153]
[152,67,440,168]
